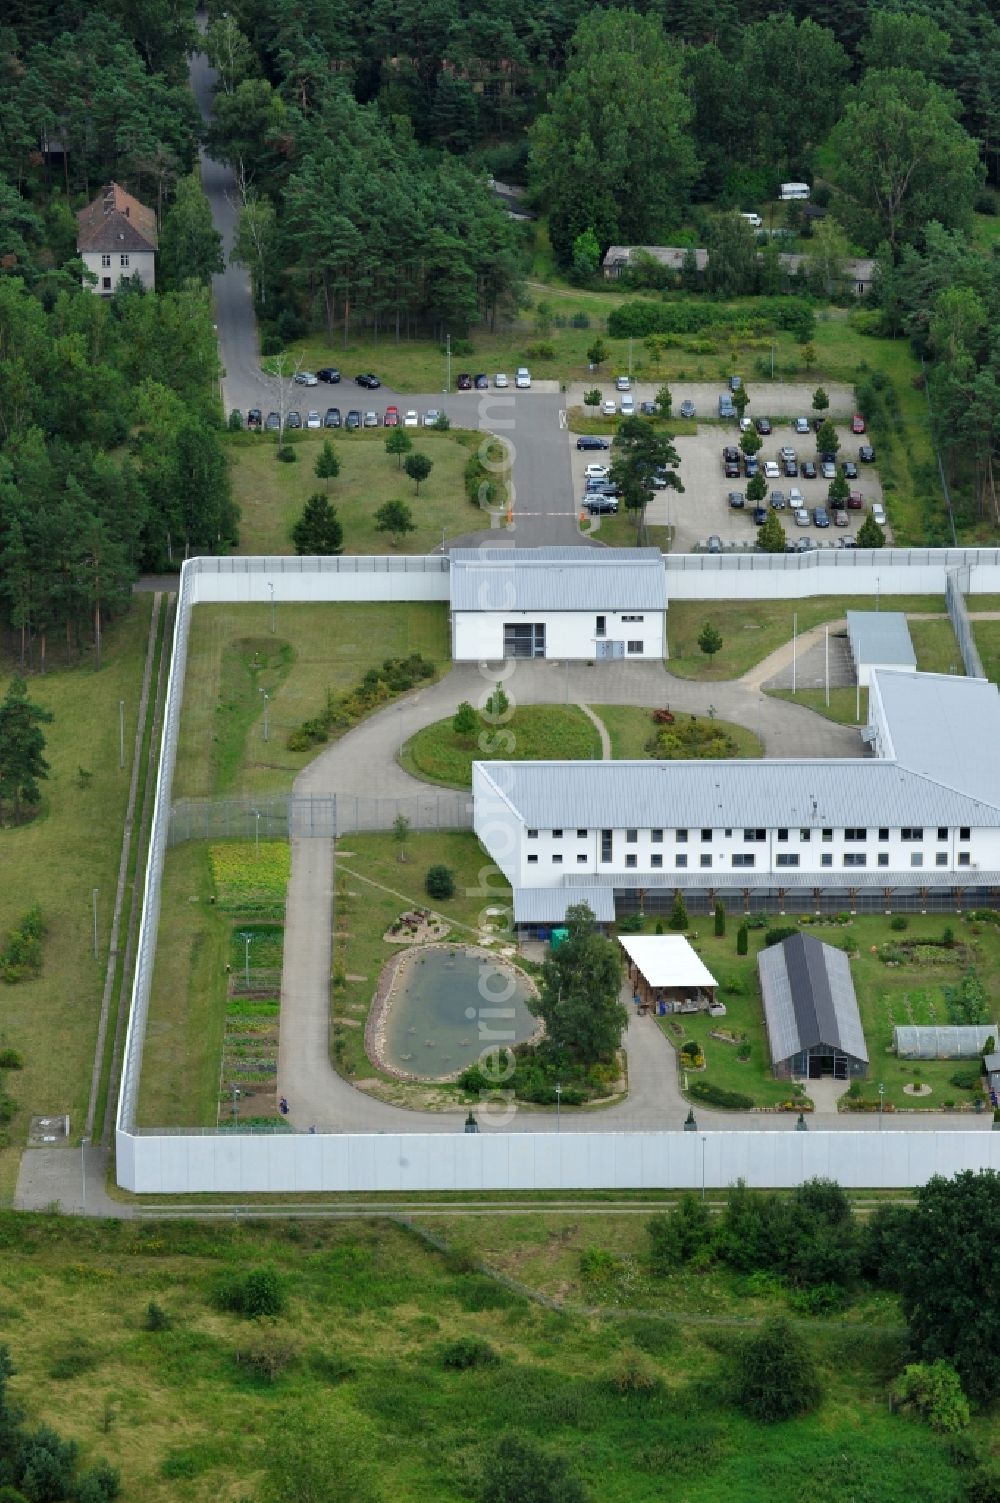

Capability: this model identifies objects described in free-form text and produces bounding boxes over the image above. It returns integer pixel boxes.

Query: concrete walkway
[578,702,611,758]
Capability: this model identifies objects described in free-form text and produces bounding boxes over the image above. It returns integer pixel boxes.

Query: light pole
[232,1085,240,1123]
[555,1081,562,1133]
[878,1081,885,1128]
[252,808,261,860]
[445,332,451,394]
[701,1135,707,1201]
[92,888,99,960]
[118,699,125,770]
[792,611,798,694]
[260,688,270,743]
[241,931,253,988]
[267,580,275,634]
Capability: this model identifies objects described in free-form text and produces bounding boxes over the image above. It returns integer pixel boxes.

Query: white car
[871,502,887,526]
[788,487,804,507]
[423,409,441,426]
[363,411,378,427]
[584,464,609,480]
[515,367,531,389]
[780,446,796,461]
[305,410,321,429]
[403,410,419,427]
[294,371,318,386]
[763,460,780,480]
[601,399,617,416]
[495,373,508,388]
[741,212,762,229]
[739,417,753,433]
[615,375,630,391]
[821,461,837,480]
[620,395,635,416]
[794,416,810,434]
[794,508,810,526]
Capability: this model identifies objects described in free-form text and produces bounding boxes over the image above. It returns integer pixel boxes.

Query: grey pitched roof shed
[846,612,916,671]
[449,548,666,613]
[758,933,868,1066]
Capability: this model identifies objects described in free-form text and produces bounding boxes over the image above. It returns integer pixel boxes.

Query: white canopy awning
[618,935,718,990]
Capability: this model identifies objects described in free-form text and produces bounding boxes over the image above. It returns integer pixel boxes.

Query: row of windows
[527,852,973,870]
[100,253,131,267]
[526,825,974,843]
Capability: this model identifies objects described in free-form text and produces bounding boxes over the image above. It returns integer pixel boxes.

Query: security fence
[945,567,986,679]
[168,796,336,845]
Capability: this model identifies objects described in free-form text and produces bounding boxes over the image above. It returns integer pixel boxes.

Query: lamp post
[241,931,253,988]
[260,689,270,743]
[445,332,451,394]
[878,1081,885,1129]
[555,1081,562,1133]
[119,699,125,770]
[252,808,261,860]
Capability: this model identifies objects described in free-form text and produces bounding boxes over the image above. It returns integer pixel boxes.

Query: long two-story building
[473,669,1000,929]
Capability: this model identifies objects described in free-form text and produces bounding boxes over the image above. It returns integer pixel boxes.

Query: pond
[379,946,539,1079]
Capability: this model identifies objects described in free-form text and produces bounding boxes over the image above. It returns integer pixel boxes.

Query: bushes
[0,1049,23,1069]
[895,1361,970,1433]
[764,926,798,947]
[425,865,455,900]
[235,1330,299,1383]
[647,1195,712,1272]
[440,1336,500,1370]
[950,1067,983,1091]
[287,654,437,750]
[687,1080,753,1110]
[213,1266,286,1319]
[1,907,47,983]
[276,444,297,463]
[607,296,815,341]
[730,1317,822,1423]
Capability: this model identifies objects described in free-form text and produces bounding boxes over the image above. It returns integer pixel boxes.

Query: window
[601,830,612,862]
[935,853,948,867]
[937,827,947,841]
[101,253,111,268]
[843,854,867,868]
[910,852,924,867]
[552,854,562,865]
[622,614,644,622]
[724,828,732,838]
[743,829,765,842]
[775,854,800,868]
[101,277,111,290]
[777,829,788,842]
[552,829,563,839]
[960,826,970,840]
[959,852,971,867]
[527,854,538,865]
[901,828,923,841]
[577,854,587,864]
[595,615,606,638]
[844,829,867,842]
[676,829,688,843]
[676,855,688,869]
[821,854,833,868]
[625,854,637,870]
[651,829,663,843]
[527,829,538,839]
[120,253,129,267]
[700,855,713,869]
[732,854,755,869]
[878,828,889,841]
[504,622,545,658]
[651,854,663,869]
[626,829,637,843]
[627,640,643,654]
[822,829,833,842]
[800,829,811,842]
[701,829,712,842]
[576,829,587,839]
[878,853,889,868]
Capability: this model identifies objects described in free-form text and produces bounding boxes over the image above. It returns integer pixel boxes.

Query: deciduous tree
[537,903,626,1065]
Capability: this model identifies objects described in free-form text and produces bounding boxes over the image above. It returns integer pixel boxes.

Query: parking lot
[566,378,857,418]
[568,382,885,551]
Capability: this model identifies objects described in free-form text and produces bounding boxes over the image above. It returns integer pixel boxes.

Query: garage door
[504,623,546,658]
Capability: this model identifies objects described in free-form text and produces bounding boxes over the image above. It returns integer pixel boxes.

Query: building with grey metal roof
[758,934,868,1080]
[450,547,666,661]
[846,612,916,687]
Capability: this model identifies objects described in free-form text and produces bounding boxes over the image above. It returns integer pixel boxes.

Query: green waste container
[550,928,569,951]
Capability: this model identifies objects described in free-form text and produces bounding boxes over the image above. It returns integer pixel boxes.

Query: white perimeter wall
[187,555,451,605]
[453,609,664,661]
[663,550,1000,600]
[117,1127,1000,1194]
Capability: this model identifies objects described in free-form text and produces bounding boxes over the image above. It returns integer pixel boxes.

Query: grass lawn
[972,619,1000,685]
[173,602,449,800]
[768,687,868,725]
[0,1211,976,1503]
[585,510,671,549]
[594,705,763,759]
[0,599,153,1197]
[333,832,513,1095]
[666,596,946,680]
[228,428,494,556]
[399,706,600,789]
[568,407,697,438]
[908,617,964,675]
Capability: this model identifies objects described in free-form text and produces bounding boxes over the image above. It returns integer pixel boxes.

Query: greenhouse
[893,1024,997,1060]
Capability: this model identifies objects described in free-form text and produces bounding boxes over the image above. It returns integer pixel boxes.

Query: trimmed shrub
[687,1080,753,1110]
[440,1336,500,1370]
[213,1266,286,1319]
[736,924,749,957]
[950,1068,983,1091]
[276,444,297,463]
[764,926,798,947]
[425,865,456,900]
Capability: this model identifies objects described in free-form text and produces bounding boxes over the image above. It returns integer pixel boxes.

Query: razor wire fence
[167,792,472,845]
[945,568,986,679]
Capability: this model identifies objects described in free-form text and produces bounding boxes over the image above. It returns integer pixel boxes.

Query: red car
[384,406,399,427]
[852,414,866,434]
[847,490,864,510]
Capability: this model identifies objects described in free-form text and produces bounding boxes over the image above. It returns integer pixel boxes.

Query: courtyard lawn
[908,617,964,675]
[665,596,947,680]
[399,705,601,789]
[584,510,671,549]
[972,619,1000,685]
[768,687,868,726]
[594,704,763,760]
[173,602,449,800]
[228,427,493,556]
[0,598,153,1198]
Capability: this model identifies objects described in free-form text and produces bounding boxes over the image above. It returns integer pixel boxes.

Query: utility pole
[260,689,270,743]
[825,626,830,708]
[118,699,125,770]
[792,612,798,695]
[445,333,451,394]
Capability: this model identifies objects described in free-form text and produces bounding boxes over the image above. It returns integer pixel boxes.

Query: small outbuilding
[894,1023,997,1059]
[619,935,718,1015]
[758,933,869,1080]
[846,611,916,688]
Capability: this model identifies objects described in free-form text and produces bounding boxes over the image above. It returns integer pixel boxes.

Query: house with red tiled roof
[76,182,158,295]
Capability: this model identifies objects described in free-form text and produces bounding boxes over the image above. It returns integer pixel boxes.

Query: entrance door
[596,640,625,659]
[503,622,545,658]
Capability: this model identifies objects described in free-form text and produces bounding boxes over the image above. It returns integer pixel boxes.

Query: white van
[515,367,531,389]
[779,182,811,201]
[741,212,762,229]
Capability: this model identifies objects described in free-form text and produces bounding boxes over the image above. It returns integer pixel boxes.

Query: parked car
[852,414,866,433]
[752,505,767,525]
[786,489,801,508]
[585,463,610,480]
[814,506,831,528]
[725,458,741,478]
[306,410,322,429]
[317,368,341,383]
[355,373,381,388]
[739,416,753,433]
[620,395,636,416]
[615,375,630,391]
[403,409,418,427]
[800,460,817,480]
[838,536,857,548]
[264,411,280,431]
[834,509,850,527]
[324,407,341,428]
[859,444,876,462]
[383,406,399,426]
[294,370,318,386]
[818,450,837,464]
[780,446,796,461]
[821,461,837,480]
[345,409,362,429]
[456,373,473,390]
[755,417,772,435]
[764,460,780,480]
[728,491,745,509]
[770,490,786,509]
[474,374,488,390]
[586,480,620,497]
[286,410,302,429]
[829,492,846,512]
[796,536,817,552]
[602,399,617,417]
[729,375,742,392]
[640,401,657,416]
[744,456,759,477]
[364,411,379,427]
[848,490,864,510]
[515,367,531,389]
[423,409,440,426]
[707,534,722,553]
[794,507,810,526]
[718,394,736,418]
[722,445,740,463]
[495,373,509,388]
[585,494,618,514]
[794,417,810,434]
[679,400,696,418]
[246,408,262,430]
[842,461,858,480]
[577,435,609,451]
[871,502,887,526]
[783,459,798,478]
